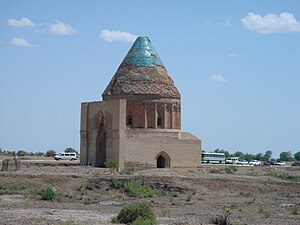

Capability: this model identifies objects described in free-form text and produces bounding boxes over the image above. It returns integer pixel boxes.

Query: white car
[249,160,261,166]
[236,159,248,165]
[54,152,77,161]
[225,157,240,164]
[274,161,285,166]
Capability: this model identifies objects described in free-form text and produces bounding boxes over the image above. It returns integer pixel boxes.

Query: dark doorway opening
[157,155,165,168]
[96,121,107,167]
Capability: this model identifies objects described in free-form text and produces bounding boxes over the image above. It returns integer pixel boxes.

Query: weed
[61,218,77,225]
[264,171,278,177]
[120,168,135,175]
[209,168,220,173]
[225,165,237,174]
[212,208,232,225]
[290,204,300,215]
[111,179,155,198]
[20,183,30,190]
[280,174,300,182]
[116,202,157,225]
[131,217,155,225]
[111,178,123,189]
[258,205,272,218]
[171,192,178,197]
[40,187,56,201]
[186,193,192,202]
[83,197,93,205]
[111,216,118,223]
[161,207,170,217]
[105,159,119,168]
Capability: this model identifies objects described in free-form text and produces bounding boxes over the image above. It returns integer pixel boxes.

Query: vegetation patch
[258,205,272,218]
[211,208,232,225]
[40,187,57,201]
[225,165,237,174]
[113,202,157,225]
[290,204,300,215]
[264,170,278,177]
[111,179,155,198]
[280,174,300,182]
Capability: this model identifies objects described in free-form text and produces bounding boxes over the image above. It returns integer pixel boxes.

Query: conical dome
[102,37,180,100]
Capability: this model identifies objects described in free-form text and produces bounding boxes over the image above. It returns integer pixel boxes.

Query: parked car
[274,160,285,166]
[291,162,300,166]
[54,152,77,161]
[236,159,248,165]
[249,160,261,166]
[225,157,240,164]
[264,161,274,166]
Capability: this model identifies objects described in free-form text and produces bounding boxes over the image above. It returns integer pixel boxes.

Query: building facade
[80,37,201,169]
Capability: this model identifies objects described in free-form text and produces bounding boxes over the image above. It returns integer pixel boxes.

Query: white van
[225,157,240,164]
[54,152,77,161]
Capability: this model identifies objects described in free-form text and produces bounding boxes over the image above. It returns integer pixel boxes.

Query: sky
[0,0,299,158]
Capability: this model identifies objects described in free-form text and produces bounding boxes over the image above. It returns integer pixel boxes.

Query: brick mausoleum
[80,36,201,169]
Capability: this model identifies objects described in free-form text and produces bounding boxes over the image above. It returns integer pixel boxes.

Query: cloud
[50,20,77,35]
[10,37,37,47]
[241,12,300,34]
[100,29,138,42]
[221,17,232,27]
[228,53,239,57]
[210,75,228,83]
[7,17,36,28]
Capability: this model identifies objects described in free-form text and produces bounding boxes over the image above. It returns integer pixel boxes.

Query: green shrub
[258,205,272,218]
[264,171,278,177]
[131,217,154,225]
[20,183,30,190]
[209,168,220,173]
[120,168,135,175]
[171,192,178,197]
[124,180,155,198]
[281,174,300,182]
[111,179,155,198]
[290,204,300,215]
[105,159,119,168]
[111,178,123,189]
[225,165,237,174]
[117,202,156,225]
[212,208,232,225]
[41,187,56,201]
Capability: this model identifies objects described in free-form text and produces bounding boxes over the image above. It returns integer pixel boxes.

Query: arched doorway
[156,152,170,168]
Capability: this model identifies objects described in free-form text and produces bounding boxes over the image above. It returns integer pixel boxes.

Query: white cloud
[221,17,232,27]
[50,20,77,35]
[7,17,36,28]
[10,37,37,47]
[100,29,137,42]
[210,75,228,83]
[241,12,300,34]
[228,53,239,57]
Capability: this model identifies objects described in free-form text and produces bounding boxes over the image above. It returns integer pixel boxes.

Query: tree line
[0,147,78,157]
[210,149,300,161]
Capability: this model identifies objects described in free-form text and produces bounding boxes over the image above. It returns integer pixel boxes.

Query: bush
[117,202,156,225]
[131,217,154,225]
[41,187,56,200]
[225,165,237,174]
[290,204,300,215]
[211,208,232,225]
[111,179,155,198]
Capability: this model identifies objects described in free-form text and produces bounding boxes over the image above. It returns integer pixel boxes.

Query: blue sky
[0,0,299,158]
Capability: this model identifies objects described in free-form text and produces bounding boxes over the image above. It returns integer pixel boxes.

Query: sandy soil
[0,160,299,225]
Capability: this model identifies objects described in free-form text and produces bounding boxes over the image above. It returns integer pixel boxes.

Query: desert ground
[0,157,300,225]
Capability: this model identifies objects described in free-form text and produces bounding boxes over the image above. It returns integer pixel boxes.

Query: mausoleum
[80,37,201,169]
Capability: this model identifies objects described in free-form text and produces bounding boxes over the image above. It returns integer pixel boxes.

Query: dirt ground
[0,159,300,225]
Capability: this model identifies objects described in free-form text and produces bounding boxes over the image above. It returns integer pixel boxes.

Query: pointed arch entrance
[155,151,170,168]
